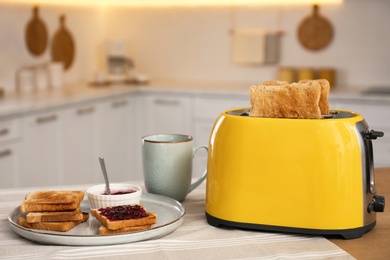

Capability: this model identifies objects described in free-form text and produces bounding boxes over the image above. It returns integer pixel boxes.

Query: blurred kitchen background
[1,0,390,188]
[0,0,389,91]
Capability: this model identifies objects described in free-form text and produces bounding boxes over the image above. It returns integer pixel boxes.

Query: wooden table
[329,167,390,260]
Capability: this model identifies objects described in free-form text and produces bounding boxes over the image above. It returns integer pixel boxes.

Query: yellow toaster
[205,108,385,239]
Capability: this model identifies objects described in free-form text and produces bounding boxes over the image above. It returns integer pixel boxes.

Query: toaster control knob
[365,130,384,140]
[368,195,385,213]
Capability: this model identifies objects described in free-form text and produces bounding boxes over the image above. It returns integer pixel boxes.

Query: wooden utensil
[25,6,48,56]
[51,14,75,70]
[297,5,333,51]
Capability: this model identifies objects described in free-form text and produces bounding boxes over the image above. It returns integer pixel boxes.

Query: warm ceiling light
[1,0,343,8]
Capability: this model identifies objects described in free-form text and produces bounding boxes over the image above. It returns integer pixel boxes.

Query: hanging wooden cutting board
[25,6,48,56]
[297,5,333,51]
[51,14,75,70]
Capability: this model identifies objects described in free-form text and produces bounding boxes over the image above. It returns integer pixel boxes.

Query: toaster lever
[365,130,384,140]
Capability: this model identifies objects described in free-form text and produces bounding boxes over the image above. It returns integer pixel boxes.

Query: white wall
[0,0,389,93]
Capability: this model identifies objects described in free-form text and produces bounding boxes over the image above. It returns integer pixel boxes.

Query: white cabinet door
[330,100,390,167]
[0,142,21,188]
[192,94,250,177]
[98,96,137,182]
[0,117,22,188]
[62,103,100,185]
[138,93,192,136]
[134,93,192,178]
[21,111,62,187]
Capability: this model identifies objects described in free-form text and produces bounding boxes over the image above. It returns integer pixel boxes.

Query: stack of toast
[249,79,330,119]
[91,204,157,235]
[18,190,89,232]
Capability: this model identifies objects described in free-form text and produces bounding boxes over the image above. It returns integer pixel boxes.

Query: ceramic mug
[142,134,208,201]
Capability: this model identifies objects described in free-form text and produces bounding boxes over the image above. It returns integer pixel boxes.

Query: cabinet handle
[36,114,57,124]
[0,149,11,158]
[154,99,180,106]
[77,106,95,115]
[0,128,9,136]
[111,100,128,108]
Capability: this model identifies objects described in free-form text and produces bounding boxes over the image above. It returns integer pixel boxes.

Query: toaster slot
[366,137,376,194]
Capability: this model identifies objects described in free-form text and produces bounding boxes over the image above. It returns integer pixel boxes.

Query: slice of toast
[299,79,330,115]
[98,224,152,235]
[262,80,288,86]
[25,209,83,223]
[18,212,89,232]
[249,81,322,119]
[91,205,157,231]
[20,190,84,213]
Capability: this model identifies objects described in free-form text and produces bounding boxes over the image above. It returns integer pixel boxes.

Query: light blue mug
[142,134,208,201]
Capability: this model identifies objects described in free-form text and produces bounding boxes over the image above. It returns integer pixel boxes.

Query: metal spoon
[99,157,111,195]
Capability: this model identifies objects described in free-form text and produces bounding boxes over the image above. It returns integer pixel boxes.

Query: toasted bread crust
[262,80,289,86]
[18,212,89,232]
[20,190,84,213]
[299,79,330,115]
[249,81,322,119]
[26,209,83,223]
[91,207,157,231]
[98,224,151,235]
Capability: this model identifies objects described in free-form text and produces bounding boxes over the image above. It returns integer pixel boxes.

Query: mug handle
[189,145,208,193]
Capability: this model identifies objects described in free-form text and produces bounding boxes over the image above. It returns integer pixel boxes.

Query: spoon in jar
[99,157,111,195]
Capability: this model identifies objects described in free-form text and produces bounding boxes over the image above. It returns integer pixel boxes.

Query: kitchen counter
[1,79,390,118]
[1,79,389,187]
[0,168,389,259]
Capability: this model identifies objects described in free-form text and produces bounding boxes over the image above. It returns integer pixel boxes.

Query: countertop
[1,79,390,118]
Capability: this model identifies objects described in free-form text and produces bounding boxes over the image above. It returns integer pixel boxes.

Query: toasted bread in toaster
[262,80,288,86]
[25,209,83,223]
[299,79,330,115]
[18,212,89,232]
[249,81,322,119]
[20,190,84,213]
[98,224,152,235]
[91,205,157,231]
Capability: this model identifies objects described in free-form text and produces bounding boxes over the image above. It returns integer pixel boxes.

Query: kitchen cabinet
[62,102,100,185]
[20,110,63,187]
[330,99,390,167]
[98,95,138,182]
[19,94,139,187]
[192,94,250,177]
[0,143,21,188]
[134,92,193,175]
[4,83,390,188]
[0,117,22,188]
[137,92,192,135]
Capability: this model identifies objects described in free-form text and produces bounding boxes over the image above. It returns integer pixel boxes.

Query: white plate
[8,193,185,246]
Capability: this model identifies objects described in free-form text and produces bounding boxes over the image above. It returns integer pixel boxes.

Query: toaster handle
[365,130,384,140]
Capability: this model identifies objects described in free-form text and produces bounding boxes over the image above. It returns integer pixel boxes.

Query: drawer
[0,142,21,188]
[194,96,249,120]
[0,117,21,143]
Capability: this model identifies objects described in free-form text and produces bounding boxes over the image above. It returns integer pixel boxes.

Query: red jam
[98,205,148,221]
[102,189,136,195]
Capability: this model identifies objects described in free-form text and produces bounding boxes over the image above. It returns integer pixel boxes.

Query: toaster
[205,108,385,239]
